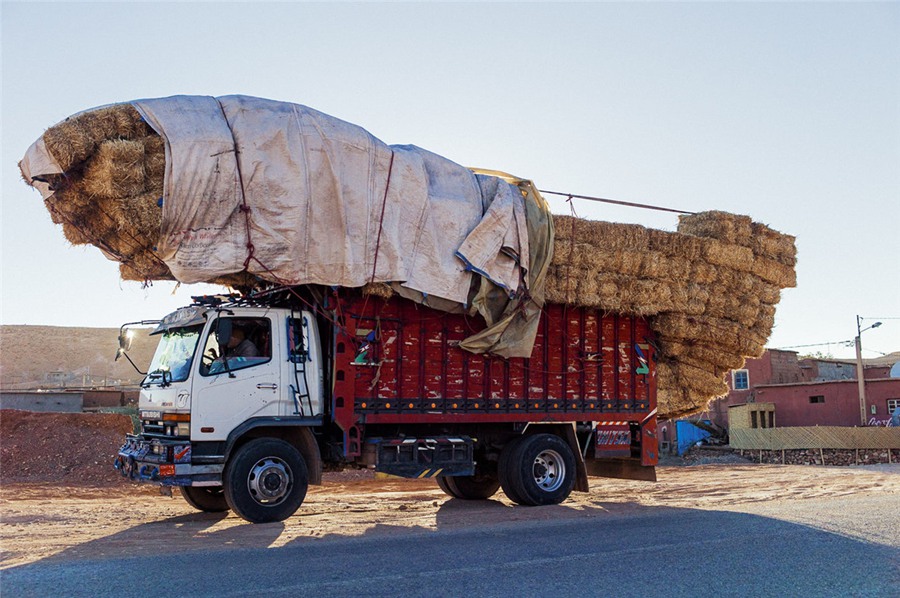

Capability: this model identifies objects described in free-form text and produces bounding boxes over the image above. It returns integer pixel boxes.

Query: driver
[224,327,259,358]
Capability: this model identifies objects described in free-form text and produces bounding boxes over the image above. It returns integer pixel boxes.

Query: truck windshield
[144,325,202,385]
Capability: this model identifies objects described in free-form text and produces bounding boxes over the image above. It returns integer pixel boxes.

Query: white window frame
[732,369,750,390]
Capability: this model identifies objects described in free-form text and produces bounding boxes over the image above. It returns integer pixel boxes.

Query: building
[708,349,900,429]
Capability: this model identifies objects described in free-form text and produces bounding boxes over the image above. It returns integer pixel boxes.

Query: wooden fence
[730,426,900,450]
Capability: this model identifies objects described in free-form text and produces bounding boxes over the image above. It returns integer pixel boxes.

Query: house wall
[751,379,900,427]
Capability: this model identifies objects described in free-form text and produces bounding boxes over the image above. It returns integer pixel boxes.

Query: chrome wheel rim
[532,449,565,492]
[247,457,293,505]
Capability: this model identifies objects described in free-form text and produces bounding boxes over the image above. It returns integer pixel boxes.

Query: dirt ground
[2,411,899,570]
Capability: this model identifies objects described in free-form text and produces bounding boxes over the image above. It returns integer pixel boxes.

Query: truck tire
[179,486,229,512]
[224,438,308,523]
[500,433,576,506]
[436,472,500,500]
[498,435,528,505]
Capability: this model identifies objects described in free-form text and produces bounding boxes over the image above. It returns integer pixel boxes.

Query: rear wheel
[179,486,229,512]
[436,471,500,500]
[499,434,576,506]
[224,438,308,523]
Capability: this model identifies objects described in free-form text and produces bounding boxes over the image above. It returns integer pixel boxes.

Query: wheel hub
[248,457,293,505]
[532,449,565,492]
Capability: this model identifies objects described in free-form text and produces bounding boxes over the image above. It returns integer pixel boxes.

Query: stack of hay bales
[548,211,796,418]
[23,104,170,282]
[23,103,797,418]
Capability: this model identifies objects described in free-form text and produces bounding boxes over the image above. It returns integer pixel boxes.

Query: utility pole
[856,316,882,426]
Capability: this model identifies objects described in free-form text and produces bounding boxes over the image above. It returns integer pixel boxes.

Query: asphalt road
[3,494,898,597]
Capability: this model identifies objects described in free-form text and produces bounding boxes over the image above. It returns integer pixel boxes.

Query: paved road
[3,494,898,597]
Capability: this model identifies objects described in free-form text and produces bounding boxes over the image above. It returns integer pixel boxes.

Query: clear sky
[2,2,898,360]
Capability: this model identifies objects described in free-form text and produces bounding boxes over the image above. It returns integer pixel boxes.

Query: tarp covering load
[19,96,796,418]
[19,96,552,358]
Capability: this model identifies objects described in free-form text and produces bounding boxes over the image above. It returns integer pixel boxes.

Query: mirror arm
[118,350,147,376]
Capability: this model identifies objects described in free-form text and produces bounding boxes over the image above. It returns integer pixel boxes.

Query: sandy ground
[2,463,898,570]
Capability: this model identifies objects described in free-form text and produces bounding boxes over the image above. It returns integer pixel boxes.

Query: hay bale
[82,139,147,198]
[647,228,706,260]
[361,282,394,299]
[120,192,163,245]
[42,104,150,172]
[751,255,797,287]
[703,238,755,272]
[751,222,797,264]
[678,211,754,246]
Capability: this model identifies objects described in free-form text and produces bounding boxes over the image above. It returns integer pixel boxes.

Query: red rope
[370,150,395,284]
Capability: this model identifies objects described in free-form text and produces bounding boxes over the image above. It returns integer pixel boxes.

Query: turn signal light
[163,413,190,422]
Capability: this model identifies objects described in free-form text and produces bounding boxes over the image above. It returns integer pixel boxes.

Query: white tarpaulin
[21,95,554,356]
[129,95,529,306]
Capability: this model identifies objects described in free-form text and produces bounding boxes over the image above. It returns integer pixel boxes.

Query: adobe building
[708,349,900,429]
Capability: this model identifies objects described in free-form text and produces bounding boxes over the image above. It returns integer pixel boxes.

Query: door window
[199,317,272,376]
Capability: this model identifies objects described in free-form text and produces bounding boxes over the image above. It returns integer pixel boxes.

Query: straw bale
[120,192,163,244]
[82,140,147,198]
[142,135,166,182]
[704,292,761,327]
[622,279,673,315]
[689,261,719,285]
[751,255,797,288]
[648,228,705,260]
[751,221,796,257]
[362,282,394,299]
[678,211,754,246]
[661,340,746,371]
[120,252,173,282]
[662,256,692,281]
[652,313,765,356]
[703,238,754,272]
[716,268,757,295]
[672,362,729,396]
[668,283,710,315]
[42,104,151,172]
[753,278,781,305]
[553,215,650,251]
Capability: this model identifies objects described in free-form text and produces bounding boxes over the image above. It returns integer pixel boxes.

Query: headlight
[176,423,191,436]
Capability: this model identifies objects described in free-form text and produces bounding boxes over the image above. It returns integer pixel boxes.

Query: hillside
[0,325,159,390]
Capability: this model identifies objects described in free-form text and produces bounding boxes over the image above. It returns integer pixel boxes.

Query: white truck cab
[116,303,326,521]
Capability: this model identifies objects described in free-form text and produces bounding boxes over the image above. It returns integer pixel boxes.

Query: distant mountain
[0,325,160,390]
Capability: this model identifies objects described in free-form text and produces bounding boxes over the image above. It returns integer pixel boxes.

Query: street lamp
[856,316,882,426]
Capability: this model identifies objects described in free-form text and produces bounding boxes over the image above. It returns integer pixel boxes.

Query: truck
[115,287,659,523]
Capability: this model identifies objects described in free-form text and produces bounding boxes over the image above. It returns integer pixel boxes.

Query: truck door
[191,314,282,441]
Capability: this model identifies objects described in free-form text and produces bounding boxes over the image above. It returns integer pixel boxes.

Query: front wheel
[499,434,576,506]
[224,438,308,523]
[179,485,229,512]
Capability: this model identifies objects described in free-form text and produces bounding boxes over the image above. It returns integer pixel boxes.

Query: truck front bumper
[114,435,223,487]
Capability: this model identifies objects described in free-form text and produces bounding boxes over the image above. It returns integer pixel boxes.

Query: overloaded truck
[115,287,658,523]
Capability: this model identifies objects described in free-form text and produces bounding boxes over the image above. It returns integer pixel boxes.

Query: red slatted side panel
[342,295,655,422]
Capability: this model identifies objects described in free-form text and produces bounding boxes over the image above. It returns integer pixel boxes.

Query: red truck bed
[331,295,657,464]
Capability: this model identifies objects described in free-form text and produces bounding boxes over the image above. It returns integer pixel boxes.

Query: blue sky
[2,2,898,359]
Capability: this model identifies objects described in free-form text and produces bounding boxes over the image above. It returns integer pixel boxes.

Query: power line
[539,190,695,215]
[774,340,854,350]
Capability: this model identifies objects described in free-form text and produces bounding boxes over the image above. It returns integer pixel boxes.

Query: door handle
[256,383,278,390]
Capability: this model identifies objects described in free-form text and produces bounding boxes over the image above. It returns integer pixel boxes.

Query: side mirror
[118,328,135,352]
[215,318,232,346]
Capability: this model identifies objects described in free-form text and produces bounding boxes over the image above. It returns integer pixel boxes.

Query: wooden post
[781,449,785,465]
[855,448,859,465]
[819,448,825,465]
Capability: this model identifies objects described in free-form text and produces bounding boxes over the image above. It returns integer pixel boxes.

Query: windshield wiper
[145,369,172,388]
